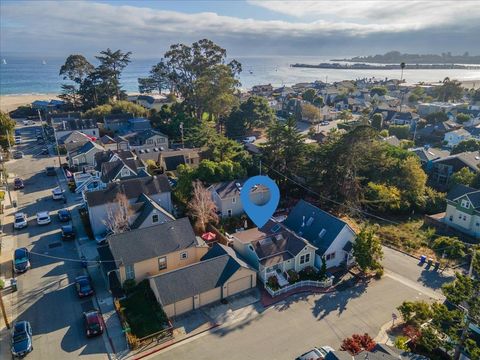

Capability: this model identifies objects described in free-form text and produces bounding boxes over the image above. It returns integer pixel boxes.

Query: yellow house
[107,217,209,285]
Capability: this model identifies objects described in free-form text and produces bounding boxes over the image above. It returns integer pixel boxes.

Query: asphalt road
[148,246,454,360]
[5,121,107,359]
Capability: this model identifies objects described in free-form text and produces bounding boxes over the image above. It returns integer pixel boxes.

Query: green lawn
[119,281,168,339]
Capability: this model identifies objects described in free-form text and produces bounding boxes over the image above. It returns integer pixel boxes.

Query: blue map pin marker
[240,175,280,228]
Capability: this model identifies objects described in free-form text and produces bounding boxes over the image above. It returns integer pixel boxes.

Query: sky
[1,0,479,59]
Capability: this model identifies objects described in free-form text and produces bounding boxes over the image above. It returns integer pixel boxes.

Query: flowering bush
[340,333,376,355]
[267,275,280,291]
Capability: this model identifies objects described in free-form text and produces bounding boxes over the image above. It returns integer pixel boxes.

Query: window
[300,253,310,264]
[232,197,236,204]
[125,265,135,280]
[476,222,480,227]
[459,214,462,219]
[227,209,232,217]
[449,215,453,222]
[326,252,336,261]
[463,215,467,221]
[147,139,154,145]
[158,256,167,270]
[461,199,471,209]
[152,214,159,223]
[180,251,188,260]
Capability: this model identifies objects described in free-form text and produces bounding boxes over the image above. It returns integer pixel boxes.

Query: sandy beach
[0,79,479,114]
[0,93,59,113]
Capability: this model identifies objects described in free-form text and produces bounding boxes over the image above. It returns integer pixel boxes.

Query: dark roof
[60,130,91,145]
[85,175,171,207]
[447,184,478,201]
[108,218,196,265]
[410,147,449,163]
[69,141,103,158]
[130,193,175,229]
[124,129,166,145]
[100,135,116,145]
[100,158,144,183]
[284,200,353,254]
[163,155,185,171]
[149,254,246,305]
[53,118,97,132]
[325,352,353,360]
[94,150,116,171]
[201,243,251,269]
[433,151,480,172]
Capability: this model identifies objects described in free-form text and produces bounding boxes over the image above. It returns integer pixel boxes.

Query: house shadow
[20,171,59,195]
[311,279,369,320]
[416,268,455,291]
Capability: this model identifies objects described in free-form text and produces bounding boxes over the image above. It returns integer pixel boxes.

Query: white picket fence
[265,278,333,297]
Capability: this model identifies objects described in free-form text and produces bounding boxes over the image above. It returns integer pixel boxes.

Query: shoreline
[1,79,480,113]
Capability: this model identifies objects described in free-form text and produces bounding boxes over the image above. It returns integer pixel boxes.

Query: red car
[14,178,24,190]
[83,310,104,338]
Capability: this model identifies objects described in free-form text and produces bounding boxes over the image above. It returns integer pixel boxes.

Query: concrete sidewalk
[0,174,19,359]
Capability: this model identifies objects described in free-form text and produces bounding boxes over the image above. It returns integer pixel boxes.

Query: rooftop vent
[319,229,326,238]
[306,216,314,227]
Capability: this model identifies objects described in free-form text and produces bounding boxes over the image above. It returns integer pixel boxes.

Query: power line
[262,162,478,249]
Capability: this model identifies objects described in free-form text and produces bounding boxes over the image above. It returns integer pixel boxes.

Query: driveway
[0,121,108,360]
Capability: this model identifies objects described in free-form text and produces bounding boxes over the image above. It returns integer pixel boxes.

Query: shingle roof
[283,200,353,254]
[210,179,269,200]
[130,193,175,230]
[108,218,196,266]
[85,175,171,207]
[149,254,246,305]
[163,155,185,171]
[201,243,251,269]
[100,135,116,145]
[53,118,97,132]
[100,158,144,183]
[69,141,103,158]
[446,184,478,201]
[433,151,480,172]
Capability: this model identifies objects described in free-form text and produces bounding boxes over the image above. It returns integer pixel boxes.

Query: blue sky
[1,1,479,58]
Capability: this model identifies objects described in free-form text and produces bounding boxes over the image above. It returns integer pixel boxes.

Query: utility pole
[468,247,477,277]
[179,122,184,149]
[259,159,262,176]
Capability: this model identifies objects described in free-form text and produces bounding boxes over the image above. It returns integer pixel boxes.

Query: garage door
[226,276,252,297]
[174,297,193,316]
[199,287,221,306]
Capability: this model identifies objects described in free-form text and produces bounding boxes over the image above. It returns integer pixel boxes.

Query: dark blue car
[13,248,30,273]
[75,276,94,298]
[57,209,71,222]
[11,321,33,358]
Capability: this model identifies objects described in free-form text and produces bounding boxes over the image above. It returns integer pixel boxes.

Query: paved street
[0,121,108,359]
[148,246,454,360]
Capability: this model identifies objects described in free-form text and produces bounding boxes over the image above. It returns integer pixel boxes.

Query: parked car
[57,208,71,222]
[13,247,30,273]
[83,309,104,338]
[295,346,335,360]
[13,178,24,190]
[13,151,24,159]
[36,137,45,144]
[75,276,94,298]
[22,120,32,126]
[61,225,76,240]
[14,136,22,144]
[14,212,28,230]
[45,166,56,176]
[36,211,51,225]
[40,147,49,155]
[11,321,33,358]
[242,136,256,144]
[52,187,64,200]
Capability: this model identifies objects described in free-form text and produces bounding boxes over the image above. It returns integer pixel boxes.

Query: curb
[261,285,337,308]
[132,323,220,360]
[383,243,421,261]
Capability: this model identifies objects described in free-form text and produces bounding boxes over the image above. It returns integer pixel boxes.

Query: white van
[242,136,256,144]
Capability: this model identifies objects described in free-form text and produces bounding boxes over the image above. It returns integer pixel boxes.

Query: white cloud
[0,1,478,57]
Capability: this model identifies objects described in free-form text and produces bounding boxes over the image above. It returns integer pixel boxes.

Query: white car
[242,136,256,144]
[52,187,64,200]
[36,211,51,225]
[14,212,28,229]
[23,120,32,126]
[295,346,334,360]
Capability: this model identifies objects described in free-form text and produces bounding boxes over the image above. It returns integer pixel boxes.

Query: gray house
[208,180,270,217]
[123,129,169,151]
[68,141,105,170]
[85,175,172,236]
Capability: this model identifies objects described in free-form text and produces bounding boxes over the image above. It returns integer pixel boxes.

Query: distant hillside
[332,51,480,64]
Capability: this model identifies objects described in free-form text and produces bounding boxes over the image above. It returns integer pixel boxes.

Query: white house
[444,128,472,148]
[283,200,356,269]
[443,184,480,238]
[231,220,317,285]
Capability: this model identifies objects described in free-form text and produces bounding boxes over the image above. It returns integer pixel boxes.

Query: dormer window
[461,199,470,209]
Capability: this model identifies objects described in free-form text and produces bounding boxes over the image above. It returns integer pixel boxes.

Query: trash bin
[420,255,427,264]
[11,278,17,292]
[434,262,440,271]
[427,258,433,267]
[12,200,17,208]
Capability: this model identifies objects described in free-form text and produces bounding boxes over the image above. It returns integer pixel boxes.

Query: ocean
[1,55,480,95]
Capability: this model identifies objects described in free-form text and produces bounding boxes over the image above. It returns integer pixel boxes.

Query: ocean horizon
[1,55,480,96]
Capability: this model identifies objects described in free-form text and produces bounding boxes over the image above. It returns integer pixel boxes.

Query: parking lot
[1,121,108,360]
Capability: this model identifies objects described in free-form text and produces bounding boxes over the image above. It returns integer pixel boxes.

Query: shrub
[431,236,465,259]
[374,268,384,279]
[267,275,280,291]
[299,266,317,280]
[341,333,376,355]
[394,336,410,351]
[123,279,137,293]
[287,269,299,283]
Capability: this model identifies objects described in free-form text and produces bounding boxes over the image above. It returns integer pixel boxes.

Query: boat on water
[1,59,6,65]
[42,60,47,65]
